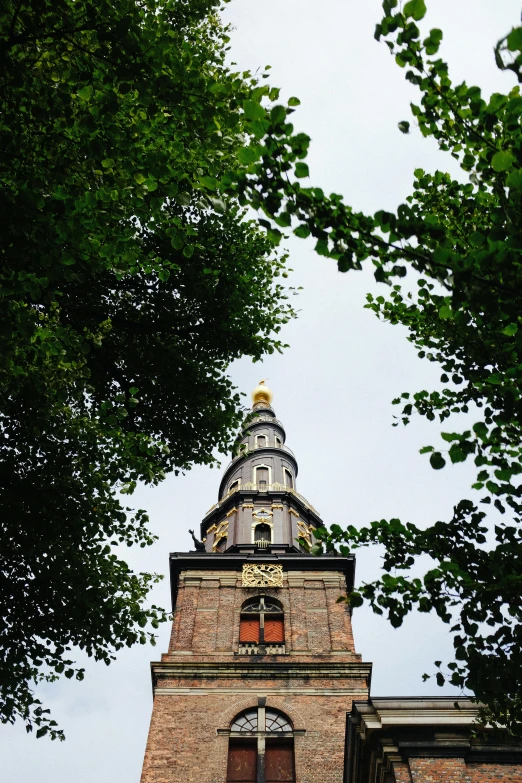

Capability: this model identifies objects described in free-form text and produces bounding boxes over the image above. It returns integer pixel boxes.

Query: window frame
[227,706,296,783]
[240,596,284,646]
[253,464,272,489]
[283,468,293,488]
[255,433,267,449]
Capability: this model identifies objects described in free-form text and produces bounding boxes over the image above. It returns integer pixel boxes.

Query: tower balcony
[224,443,296,475]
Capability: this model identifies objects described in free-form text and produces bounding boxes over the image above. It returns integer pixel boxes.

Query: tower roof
[197,383,325,554]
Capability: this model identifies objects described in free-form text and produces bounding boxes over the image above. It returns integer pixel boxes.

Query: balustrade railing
[224,443,295,473]
[243,416,285,429]
[205,484,319,516]
[238,642,286,655]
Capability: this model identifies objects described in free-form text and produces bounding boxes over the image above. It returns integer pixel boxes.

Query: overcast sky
[2,1,521,780]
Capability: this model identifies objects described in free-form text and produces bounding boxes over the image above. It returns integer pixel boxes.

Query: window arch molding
[251,508,273,547]
[217,698,306,734]
[226,705,296,783]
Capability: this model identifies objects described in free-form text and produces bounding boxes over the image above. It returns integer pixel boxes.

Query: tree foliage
[0,0,296,738]
[215,0,522,733]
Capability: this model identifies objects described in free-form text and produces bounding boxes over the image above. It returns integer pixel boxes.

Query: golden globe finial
[252,380,273,407]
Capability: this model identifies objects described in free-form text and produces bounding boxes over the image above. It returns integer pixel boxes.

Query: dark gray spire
[199,384,324,554]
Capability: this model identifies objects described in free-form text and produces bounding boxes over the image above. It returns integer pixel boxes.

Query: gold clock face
[242,563,283,588]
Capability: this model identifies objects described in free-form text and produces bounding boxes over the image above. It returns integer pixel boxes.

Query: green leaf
[349,591,364,608]
[77,85,92,101]
[199,176,218,191]
[270,105,287,124]
[288,96,301,107]
[243,99,265,122]
[430,452,446,470]
[507,27,522,52]
[294,224,310,239]
[501,323,518,336]
[294,162,309,178]
[315,237,329,256]
[237,146,261,165]
[398,121,410,134]
[403,0,426,21]
[449,445,466,464]
[438,305,452,320]
[506,168,522,189]
[469,232,484,248]
[491,150,516,172]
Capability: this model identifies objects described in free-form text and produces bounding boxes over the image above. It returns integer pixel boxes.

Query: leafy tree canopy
[212,0,522,734]
[0,0,296,738]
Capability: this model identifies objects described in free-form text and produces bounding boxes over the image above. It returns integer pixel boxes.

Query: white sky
[2,1,521,780]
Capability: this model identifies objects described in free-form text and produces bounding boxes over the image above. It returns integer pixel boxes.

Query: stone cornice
[352,697,479,732]
[152,660,372,686]
[345,698,522,783]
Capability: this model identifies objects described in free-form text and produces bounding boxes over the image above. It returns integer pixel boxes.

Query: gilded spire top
[251,380,273,408]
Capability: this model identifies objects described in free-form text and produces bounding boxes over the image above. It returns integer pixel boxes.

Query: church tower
[140,383,371,783]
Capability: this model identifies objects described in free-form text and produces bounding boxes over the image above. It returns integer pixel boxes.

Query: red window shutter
[227,741,257,782]
[265,741,295,782]
[264,618,284,643]
[239,618,260,643]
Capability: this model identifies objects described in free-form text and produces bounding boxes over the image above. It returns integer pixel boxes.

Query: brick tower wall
[141,565,369,783]
[167,567,356,656]
[390,758,522,783]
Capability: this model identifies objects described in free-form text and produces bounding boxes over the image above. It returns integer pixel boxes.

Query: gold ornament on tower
[242,563,283,587]
[252,380,273,408]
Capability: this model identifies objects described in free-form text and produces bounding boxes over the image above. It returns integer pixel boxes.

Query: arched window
[254,523,271,548]
[283,468,293,489]
[254,465,270,490]
[255,434,266,448]
[227,706,295,783]
[239,597,284,653]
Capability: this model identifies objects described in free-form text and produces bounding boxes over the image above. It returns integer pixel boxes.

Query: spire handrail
[223,443,295,475]
[205,484,319,517]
